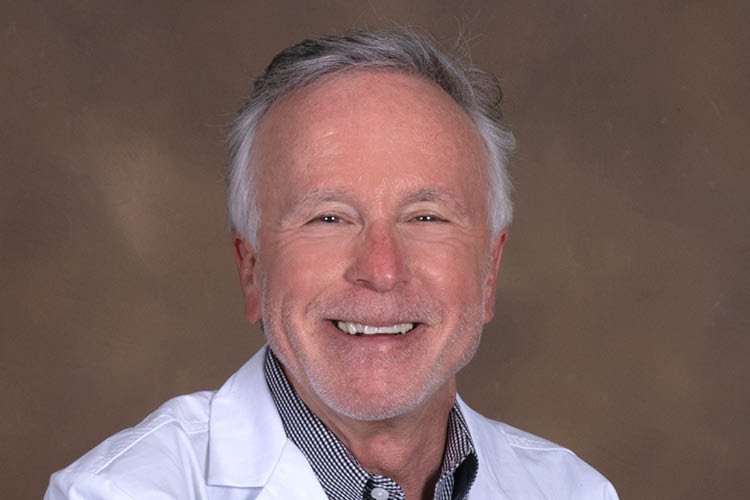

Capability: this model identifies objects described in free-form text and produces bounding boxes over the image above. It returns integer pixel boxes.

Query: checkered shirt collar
[263,349,478,500]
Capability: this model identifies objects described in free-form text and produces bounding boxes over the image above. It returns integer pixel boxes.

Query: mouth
[333,320,417,336]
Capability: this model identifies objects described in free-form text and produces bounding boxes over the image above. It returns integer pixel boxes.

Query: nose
[344,223,411,292]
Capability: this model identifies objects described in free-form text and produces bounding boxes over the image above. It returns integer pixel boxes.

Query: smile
[335,320,415,335]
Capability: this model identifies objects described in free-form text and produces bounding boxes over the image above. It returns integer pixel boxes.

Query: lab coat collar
[207,346,281,487]
[207,346,324,499]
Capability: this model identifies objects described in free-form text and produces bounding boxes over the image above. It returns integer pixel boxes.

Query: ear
[232,234,262,323]
[483,229,508,323]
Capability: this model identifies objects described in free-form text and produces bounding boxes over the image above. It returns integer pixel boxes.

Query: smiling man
[46,30,618,500]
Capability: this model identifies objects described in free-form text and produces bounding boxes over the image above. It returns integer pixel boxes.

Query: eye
[412,214,446,223]
[314,214,343,224]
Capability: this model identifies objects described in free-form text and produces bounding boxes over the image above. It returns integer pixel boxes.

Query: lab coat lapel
[255,440,327,500]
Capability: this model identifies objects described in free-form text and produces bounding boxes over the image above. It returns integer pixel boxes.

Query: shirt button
[370,487,389,500]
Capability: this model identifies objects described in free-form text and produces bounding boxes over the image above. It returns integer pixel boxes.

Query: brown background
[2,1,748,498]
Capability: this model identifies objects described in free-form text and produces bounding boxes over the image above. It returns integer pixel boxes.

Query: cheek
[408,237,487,300]
[262,236,350,300]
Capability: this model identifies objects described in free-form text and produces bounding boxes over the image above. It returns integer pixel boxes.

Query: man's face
[235,71,506,421]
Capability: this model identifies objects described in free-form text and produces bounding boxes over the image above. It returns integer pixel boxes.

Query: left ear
[483,229,508,323]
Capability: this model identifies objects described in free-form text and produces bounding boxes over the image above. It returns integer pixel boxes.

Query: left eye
[412,214,445,222]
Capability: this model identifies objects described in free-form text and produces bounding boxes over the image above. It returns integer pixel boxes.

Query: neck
[297,377,457,500]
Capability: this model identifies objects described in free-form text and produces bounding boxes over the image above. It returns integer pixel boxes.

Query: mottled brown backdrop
[2,1,748,498]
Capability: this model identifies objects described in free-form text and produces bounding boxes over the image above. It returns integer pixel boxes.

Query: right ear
[232,234,262,323]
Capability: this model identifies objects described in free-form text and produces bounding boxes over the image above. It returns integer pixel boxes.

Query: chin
[310,376,438,421]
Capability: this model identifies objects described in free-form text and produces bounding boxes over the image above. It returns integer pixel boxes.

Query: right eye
[312,215,342,224]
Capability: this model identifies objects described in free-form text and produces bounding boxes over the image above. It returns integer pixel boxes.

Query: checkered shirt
[264,349,478,500]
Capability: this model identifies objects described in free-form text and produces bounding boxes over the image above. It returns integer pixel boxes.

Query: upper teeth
[336,321,415,335]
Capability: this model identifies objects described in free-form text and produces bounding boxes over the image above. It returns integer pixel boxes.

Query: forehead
[250,70,488,208]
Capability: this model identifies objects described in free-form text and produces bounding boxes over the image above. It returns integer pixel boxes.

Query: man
[46,30,618,499]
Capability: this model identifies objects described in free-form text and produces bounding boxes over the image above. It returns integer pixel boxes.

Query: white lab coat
[45,347,618,499]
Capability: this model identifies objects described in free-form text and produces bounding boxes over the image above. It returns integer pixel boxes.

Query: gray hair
[226,29,515,248]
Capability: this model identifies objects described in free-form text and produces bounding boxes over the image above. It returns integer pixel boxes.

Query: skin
[233,70,507,499]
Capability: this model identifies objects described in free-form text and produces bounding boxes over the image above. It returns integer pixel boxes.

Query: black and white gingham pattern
[264,349,478,500]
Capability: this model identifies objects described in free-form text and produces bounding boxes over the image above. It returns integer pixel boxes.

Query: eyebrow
[281,187,356,221]
[399,187,470,218]
[282,186,470,221]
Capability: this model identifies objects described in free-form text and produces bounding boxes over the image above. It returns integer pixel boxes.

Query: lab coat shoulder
[498,421,618,500]
[458,398,619,500]
[45,349,320,500]
[45,391,215,500]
